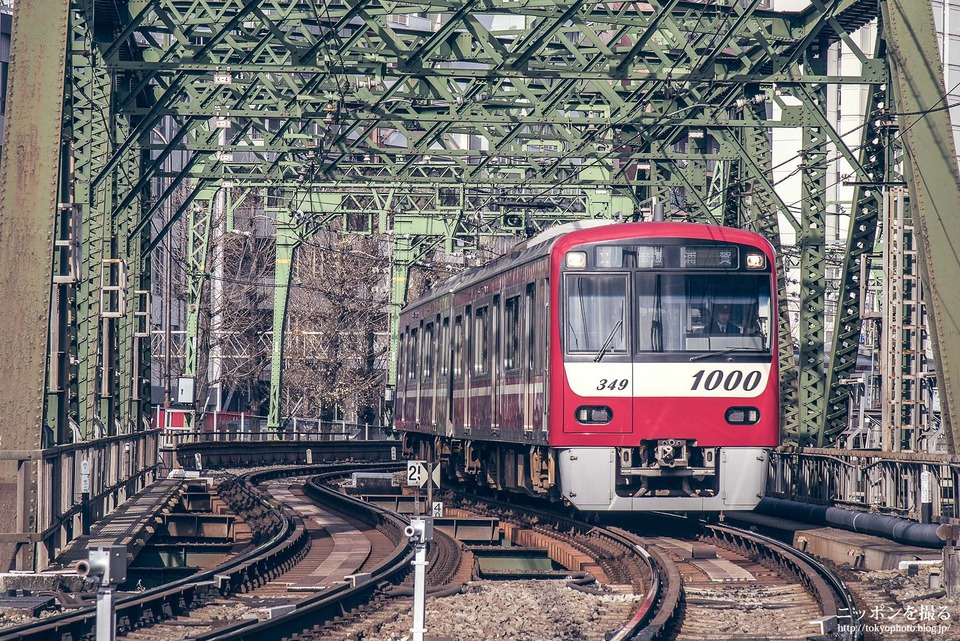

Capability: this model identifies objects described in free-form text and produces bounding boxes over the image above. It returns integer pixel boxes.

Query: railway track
[119,481,394,640]
[616,519,862,640]
[0,463,406,641]
[698,524,861,640]
[441,496,862,641]
[0,466,864,641]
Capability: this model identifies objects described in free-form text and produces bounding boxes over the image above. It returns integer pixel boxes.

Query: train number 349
[596,378,630,391]
[690,369,762,392]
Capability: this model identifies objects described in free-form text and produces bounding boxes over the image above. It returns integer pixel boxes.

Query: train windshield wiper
[594,317,624,362]
[689,346,753,362]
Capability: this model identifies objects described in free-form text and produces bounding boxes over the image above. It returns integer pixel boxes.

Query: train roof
[407,220,618,310]
[402,220,773,313]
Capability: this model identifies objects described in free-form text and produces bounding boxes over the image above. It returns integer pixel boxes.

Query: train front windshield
[563,245,773,356]
[634,273,771,352]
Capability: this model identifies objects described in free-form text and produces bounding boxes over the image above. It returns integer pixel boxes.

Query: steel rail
[601,528,672,641]
[456,492,681,641]
[704,522,862,641]
[0,462,394,641]
[189,468,418,641]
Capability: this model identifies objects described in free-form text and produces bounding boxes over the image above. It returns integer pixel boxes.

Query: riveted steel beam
[0,0,71,570]
[267,213,297,431]
[66,0,900,445]
[883,0,960,453]
[69,0,115,442]
[741,104,799,442]
[182,190,216,429]
[821,31,892,446]
[797,92,828,447]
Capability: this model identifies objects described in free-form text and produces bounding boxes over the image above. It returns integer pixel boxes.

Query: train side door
[463,305,472,432]
[539,278,549,434]
[522,283,535,434]
[409,326,420,427]
[438,315,451,436]
[395,329,406,427]
[492,295,501,432]
[420,319,435,429]
[452,312,464,433]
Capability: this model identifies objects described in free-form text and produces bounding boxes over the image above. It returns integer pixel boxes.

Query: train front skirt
[557,447,768,511]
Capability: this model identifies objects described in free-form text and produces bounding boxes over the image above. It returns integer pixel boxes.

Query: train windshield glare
[564,272,771,355]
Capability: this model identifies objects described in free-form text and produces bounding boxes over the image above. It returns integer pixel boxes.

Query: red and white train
[394,220,779,512]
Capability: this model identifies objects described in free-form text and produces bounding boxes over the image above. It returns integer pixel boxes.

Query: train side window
[439,317,450,378]
[505,296,520,371]
[423,321,435,380]
[453,315,463,380]
[408,328,419,382]
[474,305,489,375]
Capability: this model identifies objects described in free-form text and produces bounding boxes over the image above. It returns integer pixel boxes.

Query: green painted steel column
[797,85,828,447]
[183,190,214,429]
[388,235,414,389]
[113,110,145,435]
[741,108,800,443]
[821,58,891,445]
[0,0,71,569]
[266,212,296,431]
[71,0,113,440]
[883,0,960,453]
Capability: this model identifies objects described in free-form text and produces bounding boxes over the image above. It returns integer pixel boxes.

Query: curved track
[447,495,862,641]
[0,463,404,641]
[0,465,863,641]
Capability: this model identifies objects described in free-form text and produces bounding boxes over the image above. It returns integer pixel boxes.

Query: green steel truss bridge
[2,0,960,568]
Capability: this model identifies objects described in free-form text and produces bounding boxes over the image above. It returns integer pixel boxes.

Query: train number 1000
[690,369,762,392]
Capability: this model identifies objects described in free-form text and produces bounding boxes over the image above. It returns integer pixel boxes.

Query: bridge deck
[51,477,183,570]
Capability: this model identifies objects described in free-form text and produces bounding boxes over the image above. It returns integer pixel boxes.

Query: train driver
[706,304,741,335]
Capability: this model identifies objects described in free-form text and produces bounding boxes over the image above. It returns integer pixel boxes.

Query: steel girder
[820,29,893,446]
[883,0,960,453]
[796,75,829,446]
[0,0,71,570]
[36,0,914,445]
[102,0,885,192]
[69,1,113,442]
[267,212,296,430]
[738,106,800,442]
[117,0,884,439]
[182,189,216,428]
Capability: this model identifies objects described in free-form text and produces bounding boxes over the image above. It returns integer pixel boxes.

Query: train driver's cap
[715,304,731,313]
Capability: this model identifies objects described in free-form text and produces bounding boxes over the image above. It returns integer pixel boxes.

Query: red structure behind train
[395,221,779,511]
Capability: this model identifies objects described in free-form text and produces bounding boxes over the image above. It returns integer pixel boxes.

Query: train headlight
[745,252,766,269]
[725,407,760,425]
[575,406,612,424]
[565,251,587,269]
